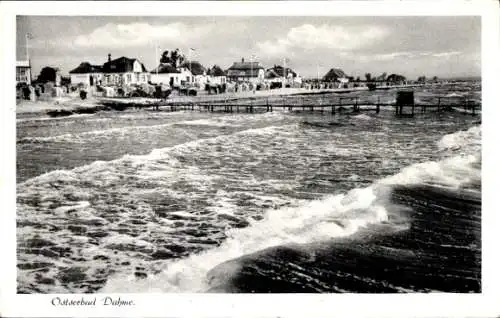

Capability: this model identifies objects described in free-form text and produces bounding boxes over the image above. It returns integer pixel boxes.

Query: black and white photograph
[2,1,500,317]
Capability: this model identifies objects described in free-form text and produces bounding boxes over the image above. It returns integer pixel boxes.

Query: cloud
[256,24,389,57]
[43,22,211,49]
[352,51,464,62]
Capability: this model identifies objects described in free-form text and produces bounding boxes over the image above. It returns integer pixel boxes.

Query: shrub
[22,86,31,100]
[80,90,87,100]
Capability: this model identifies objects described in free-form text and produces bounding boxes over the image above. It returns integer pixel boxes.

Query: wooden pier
[97,94,481,117]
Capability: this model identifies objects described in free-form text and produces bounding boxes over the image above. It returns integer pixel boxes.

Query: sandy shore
[16,84,423,115]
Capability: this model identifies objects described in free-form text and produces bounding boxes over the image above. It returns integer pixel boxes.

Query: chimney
[241,58,244,63]
[108,54,111,62]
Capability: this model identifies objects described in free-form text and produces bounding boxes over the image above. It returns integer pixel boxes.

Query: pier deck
[97,95,481,117]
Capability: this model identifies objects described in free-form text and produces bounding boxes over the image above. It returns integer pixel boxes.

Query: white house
[101,54,149,86]
[69,62,103,86]
[265,65,302,86]
[206,65,227,85]
[16,60,32,85]
[180,61,208,87]
[150,63,182,87]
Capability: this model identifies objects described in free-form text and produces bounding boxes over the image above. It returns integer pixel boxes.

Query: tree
[160,50,171,64]
[365,73,372,82]
[356,76,360,82]
[417,75,427,83]
[380,72,387,81]
[160,49,186,67]
[432,76,438,82]
[37,66,58,84]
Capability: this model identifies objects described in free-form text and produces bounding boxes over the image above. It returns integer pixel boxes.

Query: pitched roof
[102,56,147,73]
[228,61,264,71]
[207,65,225,77]
[387,74,406,82]
[69,62,102,74]
[150,63,180,74]
[265,65,297,78]
[323,68,347,80]
[180,61,206,76]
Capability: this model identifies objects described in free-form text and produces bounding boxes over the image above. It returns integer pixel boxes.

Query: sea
[16,82,481,293]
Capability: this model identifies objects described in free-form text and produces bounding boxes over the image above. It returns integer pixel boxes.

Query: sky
[16,16,481,80]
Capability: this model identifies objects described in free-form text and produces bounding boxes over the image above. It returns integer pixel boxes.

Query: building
[69,62,103,86]
[206,65,227,85]
[101,54,149,86]
[150,63,181,86]
[226,58,265,83]
[180,61,207,87]
[16,60,32,85]
[323,68,348,82]
[387,74,407,84]
[265,65,302,85]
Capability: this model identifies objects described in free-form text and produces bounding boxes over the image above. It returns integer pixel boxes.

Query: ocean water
[16,83,481,293]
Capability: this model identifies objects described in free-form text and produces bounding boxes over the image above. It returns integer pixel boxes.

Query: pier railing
[98,95,481,116]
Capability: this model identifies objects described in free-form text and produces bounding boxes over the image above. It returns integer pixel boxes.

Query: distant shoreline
[17,84,431,116]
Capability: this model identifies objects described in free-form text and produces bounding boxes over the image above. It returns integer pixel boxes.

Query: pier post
[472,104,476,116]
[354,97,359,112]
[331,104,335,115]
[339,98,342,112]
[266,98,269,112]
[437,97,441,112]
[302,97,305,112]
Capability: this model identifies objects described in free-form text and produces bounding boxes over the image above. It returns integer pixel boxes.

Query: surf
[99,125,481,293]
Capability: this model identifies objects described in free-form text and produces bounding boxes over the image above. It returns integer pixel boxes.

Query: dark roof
[228,61,264,71]
[323,68,347,80]
[265,65,297,78]
[102,56,147,73]
[180,61,206,76]
[69,62,102,74]
[150,63,180,74]
[207,65,225,77]
[387,74,406,82]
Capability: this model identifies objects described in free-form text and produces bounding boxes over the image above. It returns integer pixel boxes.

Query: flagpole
[25,33,29,62]
[283,57,286,90]
[250,55,253,85]
[155,41,158,79]
[188,48,192,84]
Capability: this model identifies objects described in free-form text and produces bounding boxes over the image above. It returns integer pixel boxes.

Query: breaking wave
[98,125,481,293]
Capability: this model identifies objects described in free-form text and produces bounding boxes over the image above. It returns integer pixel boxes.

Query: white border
[1,1,499,318]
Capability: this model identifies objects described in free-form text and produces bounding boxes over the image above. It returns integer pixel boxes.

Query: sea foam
[99,125,481,293]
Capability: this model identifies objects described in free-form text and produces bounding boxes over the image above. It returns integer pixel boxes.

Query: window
[136,73,140,82]
[127,74,132,83]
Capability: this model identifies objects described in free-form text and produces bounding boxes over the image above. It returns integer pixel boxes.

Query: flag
[189,48,196,51]
[26,33,33,39]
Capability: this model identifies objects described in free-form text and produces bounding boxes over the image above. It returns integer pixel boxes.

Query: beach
[16,84,429,116]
